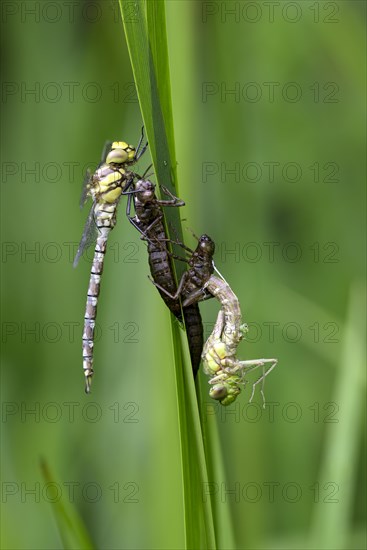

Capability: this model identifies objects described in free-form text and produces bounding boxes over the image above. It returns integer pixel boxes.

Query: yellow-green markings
[74,139,145,393]
[202,275,278,406]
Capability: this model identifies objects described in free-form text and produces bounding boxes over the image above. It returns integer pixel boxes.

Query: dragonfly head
[135,179,155,202]
[198,234,215,258]
[106,141,137,165]
[209,381,241,406]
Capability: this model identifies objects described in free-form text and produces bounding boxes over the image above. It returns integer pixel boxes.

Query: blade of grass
[164,1,237,546]
[40,458,95,550]
[119,1,216,547]
[309,281,366,549]
[198,395,237,550]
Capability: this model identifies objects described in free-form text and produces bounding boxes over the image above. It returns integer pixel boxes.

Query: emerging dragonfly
[74,135,147,393]
[148,233,216,373]
[202,275,278,406]
[125,179,204,376]
[150,232,277,405]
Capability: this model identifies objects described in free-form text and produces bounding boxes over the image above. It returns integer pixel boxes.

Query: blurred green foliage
[1,1,365,549]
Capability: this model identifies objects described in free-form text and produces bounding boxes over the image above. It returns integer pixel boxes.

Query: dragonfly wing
[98,140,113,167]
[79,169,93,209]
[73,204,98,268]
[79,141,112,208]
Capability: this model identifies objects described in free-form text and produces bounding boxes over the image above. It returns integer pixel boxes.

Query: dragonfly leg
[158,185,185,207]
[142,163,153,178]
[126,213,168,253]
[204,309,225,345]
[166,222,195,254]
[135,126,148,161]
[167,251,190,263]
[127,215,147,236]
[157,197,185,207]
[136,126,145,154]
[182,287,212,307]
[138,214,163,240]
[185,226,201,242]
[148,271,188,300]
[121,176,135,194]
[236,358,278,408]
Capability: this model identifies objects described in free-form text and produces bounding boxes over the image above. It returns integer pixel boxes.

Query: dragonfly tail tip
[85,377,92,394]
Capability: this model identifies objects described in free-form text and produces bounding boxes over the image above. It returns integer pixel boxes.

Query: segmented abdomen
[205,275,242,356]
[147,222,182,320]
[82,202,117,393]
[183,304,203,377]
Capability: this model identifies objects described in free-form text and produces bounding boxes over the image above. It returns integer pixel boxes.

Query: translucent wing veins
[73,204,98,268]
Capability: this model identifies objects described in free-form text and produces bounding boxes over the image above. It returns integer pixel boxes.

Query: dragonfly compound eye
[106,148,129,164]
[209,382,241,406]
[209,384,228,401]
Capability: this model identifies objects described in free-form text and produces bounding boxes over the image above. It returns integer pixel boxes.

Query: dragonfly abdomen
[82,202,117,393]
[182,304,203,377]
[205,275,242,357]
[82,229,110,393]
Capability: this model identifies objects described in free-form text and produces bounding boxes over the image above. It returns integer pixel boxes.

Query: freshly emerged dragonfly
[150,232,277,404]
[202,275,278,407]
[74,135,147,393]
[126,179,204,377]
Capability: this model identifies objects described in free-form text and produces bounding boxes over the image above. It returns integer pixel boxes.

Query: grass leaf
[309,281,366,549]
[40,459,95,550]
[120,1,216,547]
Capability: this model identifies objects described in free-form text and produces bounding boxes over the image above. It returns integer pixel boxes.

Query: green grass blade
[309,281,366,549]
[164,1,237,546]
[198,396,237,550]
[146,0,176,168]
[40,459,95,550]
[119,1,216,547]
[119,1,177,198]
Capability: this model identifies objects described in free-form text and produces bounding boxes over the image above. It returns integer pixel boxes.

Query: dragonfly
[125,179,204,377]
[150,232,277,404]
[74,134,147,393]
[201,274,278,407]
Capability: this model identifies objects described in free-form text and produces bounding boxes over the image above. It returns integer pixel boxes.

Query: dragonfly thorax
[92,166,126,203]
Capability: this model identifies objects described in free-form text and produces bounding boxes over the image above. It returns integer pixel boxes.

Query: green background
[1,1,366,549]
